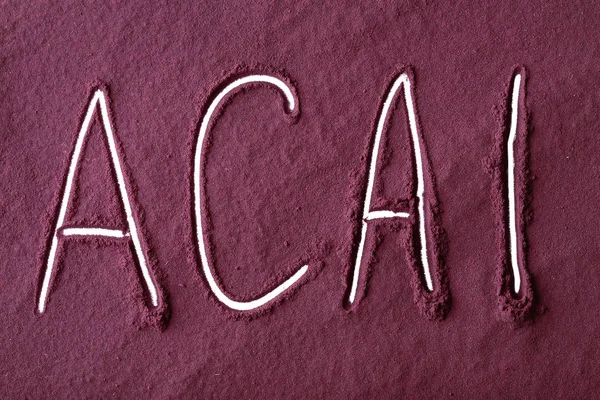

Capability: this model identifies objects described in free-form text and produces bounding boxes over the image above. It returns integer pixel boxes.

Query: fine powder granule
[0,1,599,398]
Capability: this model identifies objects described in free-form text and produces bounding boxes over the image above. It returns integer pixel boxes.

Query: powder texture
[1,1,599,398]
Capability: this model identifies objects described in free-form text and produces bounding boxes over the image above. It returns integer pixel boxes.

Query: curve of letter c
[193,74,308,311]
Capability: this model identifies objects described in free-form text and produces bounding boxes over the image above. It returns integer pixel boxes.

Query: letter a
[37,88,158,313]
[194,73,308,312]
[346,70,444,311]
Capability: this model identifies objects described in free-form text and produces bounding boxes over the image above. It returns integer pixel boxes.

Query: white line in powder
[194,75,308,311]
[61,228,130,238]
[507,73,522,294]
[38,90,158,313]
[347,73,431,306]
[365,211,410,221]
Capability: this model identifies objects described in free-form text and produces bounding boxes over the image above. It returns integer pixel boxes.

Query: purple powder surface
[1,1,599,398]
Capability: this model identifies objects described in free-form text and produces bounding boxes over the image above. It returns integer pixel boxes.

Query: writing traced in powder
[37,89,159,313]
[491,67,535,325]
[346,70,440,311]
[193,74,309,312]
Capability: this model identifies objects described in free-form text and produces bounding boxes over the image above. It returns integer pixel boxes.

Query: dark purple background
[1,1,599,398]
